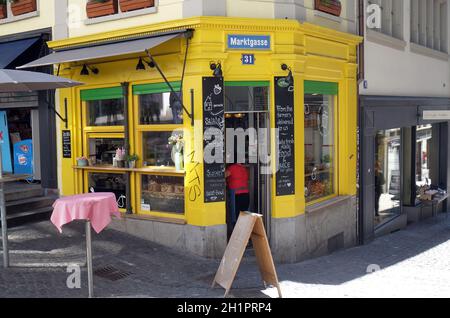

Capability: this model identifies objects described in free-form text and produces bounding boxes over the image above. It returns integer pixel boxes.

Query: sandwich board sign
[212,212,282,298]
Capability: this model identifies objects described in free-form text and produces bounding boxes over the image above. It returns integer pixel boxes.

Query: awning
[17,31,185,69]
[0,37,41,69]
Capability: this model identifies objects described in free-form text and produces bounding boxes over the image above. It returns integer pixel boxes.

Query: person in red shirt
[225,163,250,222]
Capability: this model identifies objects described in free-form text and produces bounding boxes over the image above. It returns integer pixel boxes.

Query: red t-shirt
[226,164,249,194]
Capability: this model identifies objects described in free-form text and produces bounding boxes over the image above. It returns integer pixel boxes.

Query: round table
[51,192,120,298]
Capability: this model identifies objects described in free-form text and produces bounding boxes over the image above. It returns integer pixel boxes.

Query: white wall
[361,0,450,97]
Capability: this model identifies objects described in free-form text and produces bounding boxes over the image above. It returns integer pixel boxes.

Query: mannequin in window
[170,91,182,124]
[375,160,385,217]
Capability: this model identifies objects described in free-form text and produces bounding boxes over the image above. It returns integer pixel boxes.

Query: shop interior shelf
[73,165,185,176]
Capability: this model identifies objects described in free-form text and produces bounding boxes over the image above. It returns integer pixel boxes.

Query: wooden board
[212,212,282,298]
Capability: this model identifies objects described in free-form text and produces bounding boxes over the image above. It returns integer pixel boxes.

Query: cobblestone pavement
[0,214,449,298]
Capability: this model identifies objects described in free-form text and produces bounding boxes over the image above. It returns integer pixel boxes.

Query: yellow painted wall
[0,0,55,37]
[53,17,361,227]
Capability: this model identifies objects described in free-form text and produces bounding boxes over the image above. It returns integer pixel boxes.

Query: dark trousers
[235,193,250,220]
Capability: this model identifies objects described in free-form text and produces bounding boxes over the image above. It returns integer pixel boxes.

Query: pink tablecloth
[51,193,120,234]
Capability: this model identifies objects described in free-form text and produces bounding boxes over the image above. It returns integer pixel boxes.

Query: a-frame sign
[212,212,282,298]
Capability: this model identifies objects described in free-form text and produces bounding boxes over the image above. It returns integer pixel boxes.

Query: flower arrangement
[76,156,89,167]
[168,134,184,170]
[168,134,184,153]
[114,147,126,167]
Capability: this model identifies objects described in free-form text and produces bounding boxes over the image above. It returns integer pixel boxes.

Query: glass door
[375,128,402,227]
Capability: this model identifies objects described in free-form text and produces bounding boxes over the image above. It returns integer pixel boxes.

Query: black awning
[0,37,41,69]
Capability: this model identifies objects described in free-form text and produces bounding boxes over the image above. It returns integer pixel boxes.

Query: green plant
[322,154,332,163]
[127,154,139,161]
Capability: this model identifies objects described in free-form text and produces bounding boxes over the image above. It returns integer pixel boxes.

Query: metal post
[0,147,8,268]
[85,220,94,298]
[0,182,8,268]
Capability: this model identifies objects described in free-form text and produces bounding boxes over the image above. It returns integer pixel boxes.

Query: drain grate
[94,265,132,281]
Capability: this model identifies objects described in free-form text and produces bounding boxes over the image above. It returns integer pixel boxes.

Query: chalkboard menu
[274,77,295,196]
[62,130,72,158]
[203,77,226,203]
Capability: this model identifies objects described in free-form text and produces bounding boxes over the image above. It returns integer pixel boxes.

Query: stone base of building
[270,196,358,263]
[109,216,228,259]
[109,196,357,264]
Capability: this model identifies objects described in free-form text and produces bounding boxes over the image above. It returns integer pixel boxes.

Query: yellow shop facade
[21,17,361,263]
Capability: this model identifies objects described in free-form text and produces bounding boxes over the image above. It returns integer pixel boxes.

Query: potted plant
[9,0,37,16]
[119,0,154,13]
[76,156,89,167]
[314,0,342,17]
[127,153,139,169]
[322,154,332,169]
[86,0,118,19]
[0,0,7,19]
[168,134,184,171]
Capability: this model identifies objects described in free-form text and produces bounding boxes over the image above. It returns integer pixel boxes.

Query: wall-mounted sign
[275,77,295,196]
[241,54,255,65]
[62,130,72,158]
[227,35,271,50]
[423,110,450,120]
[203,77,226,203]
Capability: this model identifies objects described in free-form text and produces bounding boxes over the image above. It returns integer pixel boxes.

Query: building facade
[0,0,58,188]
[9,0,362,263]
[359,0,450,241]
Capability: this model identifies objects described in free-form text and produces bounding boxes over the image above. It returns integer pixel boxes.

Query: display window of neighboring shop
[374,123,443,228]
[79,83,186,218]
[304,81,339,205]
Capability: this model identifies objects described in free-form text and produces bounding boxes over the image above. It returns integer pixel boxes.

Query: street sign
[227,35,271,50]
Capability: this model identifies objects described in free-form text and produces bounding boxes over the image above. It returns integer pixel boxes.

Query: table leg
[85,220,94,298]
[0,183,9,268]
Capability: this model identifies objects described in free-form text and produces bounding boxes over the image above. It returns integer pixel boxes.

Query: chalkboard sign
[274,77,295,196]
[62,130,72,158]
[203,77,225,203]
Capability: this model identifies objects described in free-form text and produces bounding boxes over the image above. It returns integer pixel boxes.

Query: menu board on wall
[203,77,226,203]
[62,130,72,159]
[274,77,295,196]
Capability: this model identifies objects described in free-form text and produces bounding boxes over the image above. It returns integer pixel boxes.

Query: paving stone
[0,215,449,298]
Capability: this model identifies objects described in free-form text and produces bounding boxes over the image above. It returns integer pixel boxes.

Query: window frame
[304,80,340,206]
[132,81,185,216]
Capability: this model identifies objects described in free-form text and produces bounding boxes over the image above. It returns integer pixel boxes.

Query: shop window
[415,125,433,189]
[375,129,402,224]
[86,99,125,126]
[88,172,126,209]
[224,82,270,113]
[88,137,124,165]
[142,131,183,167]
[134,82,183,125]
[304,81,337,203]
[138,92,183,125]
[81,86,125,127]
[140,175,184,214]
